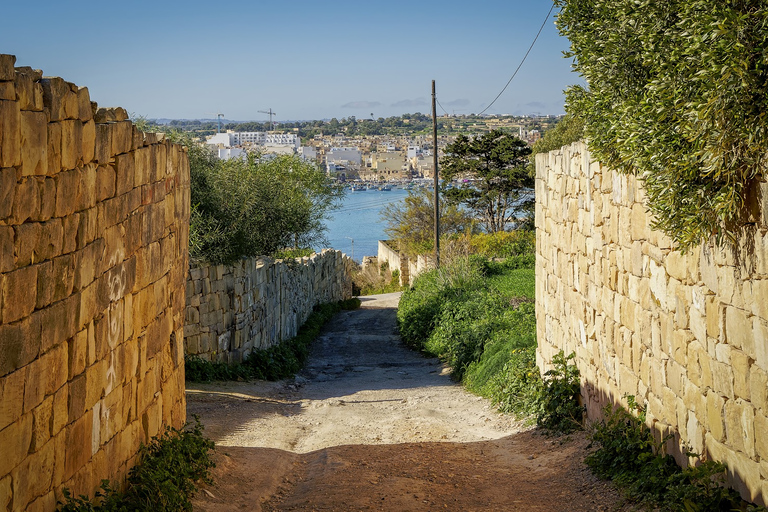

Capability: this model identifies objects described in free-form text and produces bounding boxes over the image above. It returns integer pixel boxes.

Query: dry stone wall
[0,54,190,511]
[185,249,352,362]
[536,141,768,505]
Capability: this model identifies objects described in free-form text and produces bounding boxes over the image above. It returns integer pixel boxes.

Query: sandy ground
[188,292,634,511]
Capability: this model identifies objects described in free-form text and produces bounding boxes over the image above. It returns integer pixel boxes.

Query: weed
[586,397,753,511]
[57,417,215,512]
[536,351,584,434]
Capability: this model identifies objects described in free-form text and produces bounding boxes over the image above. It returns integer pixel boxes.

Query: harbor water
[319,187,411,262]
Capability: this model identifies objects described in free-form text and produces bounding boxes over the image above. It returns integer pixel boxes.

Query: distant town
[144,113,563,183]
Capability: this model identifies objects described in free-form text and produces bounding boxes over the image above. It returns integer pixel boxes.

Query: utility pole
[432,80,440,268]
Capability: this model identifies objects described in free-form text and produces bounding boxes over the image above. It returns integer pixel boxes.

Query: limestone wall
[535,141,768,504]
[0,54,190,511]
[377,240,432,286]
[184,249,352,362]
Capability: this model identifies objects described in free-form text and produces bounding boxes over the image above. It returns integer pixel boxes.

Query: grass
[185,298,361,382]
[397,254,583,433]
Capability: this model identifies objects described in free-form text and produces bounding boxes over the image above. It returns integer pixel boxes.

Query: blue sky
[1,1,578,121]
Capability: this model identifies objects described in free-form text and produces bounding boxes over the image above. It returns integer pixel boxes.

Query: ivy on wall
[555,0,768,250]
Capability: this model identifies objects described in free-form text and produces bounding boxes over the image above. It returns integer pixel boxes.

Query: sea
[318,187,411,262]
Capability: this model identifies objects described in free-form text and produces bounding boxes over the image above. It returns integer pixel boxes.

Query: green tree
[382,188,476,256]
[555,0,768,250]
[441,130,533,233]
[189,149,343,264]
[527,114,585,175]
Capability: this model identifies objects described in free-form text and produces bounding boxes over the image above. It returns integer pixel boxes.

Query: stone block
[37,176,56,222]
[77,87,92,122]
[15,69,43,111]
[13,222,41,267]
[39,294,79,355]
[731,349,751,400]
[40,77,68,122]
[11,176,39,224]
[0,54,15,80]
[82,120,95,165]
[2,264,37,323]
[0,81,12,101]
[0,99,21,167]
[726,306,754,356]
[0,412,32,478]
[60,119,82,170]
[55,168,80,217]
[706,391,726,442]
[111,120,133,156]
[46,121,62,174]
[724,399,755,458]
[63,409,92,480]
[751,367,768,413]
[114,152,134,195]
[30,395,53,452]
[0,167,15,221]
[95,164,116,202]
[20,110,47,176]
[0,368,24,431]
[94,107,128,123]
[94,122,112,164]
[756,414,768,461]
[0,475,9,511]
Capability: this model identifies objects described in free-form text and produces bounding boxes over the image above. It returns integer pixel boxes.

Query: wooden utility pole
[432,80,440,268]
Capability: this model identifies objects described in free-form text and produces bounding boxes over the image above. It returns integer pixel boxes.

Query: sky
[1,1,580,122]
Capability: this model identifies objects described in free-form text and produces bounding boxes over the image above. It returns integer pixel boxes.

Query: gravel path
[188,293,633,511]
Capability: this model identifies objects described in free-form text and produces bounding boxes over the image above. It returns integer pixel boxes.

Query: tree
[382,188,476,256]
[555,0,768,250]
[441,130,533,233]
[189,149,343,264]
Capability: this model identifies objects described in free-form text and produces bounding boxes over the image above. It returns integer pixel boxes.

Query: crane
[258,108,276,130]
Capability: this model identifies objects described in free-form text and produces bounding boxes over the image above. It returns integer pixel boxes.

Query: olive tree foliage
[382,188,476,256]
[441,130,534,233]
[555,0,768,250]
[188,146,343,264]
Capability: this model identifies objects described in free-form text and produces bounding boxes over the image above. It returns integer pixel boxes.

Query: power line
[435,98,449,116]
[478,4,555,115]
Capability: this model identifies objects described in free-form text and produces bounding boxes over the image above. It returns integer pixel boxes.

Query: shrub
[586,397,749,510]
[57,418,214,512]
[536,351,584,433]
[469,230,536,259]
[555,0,768,250]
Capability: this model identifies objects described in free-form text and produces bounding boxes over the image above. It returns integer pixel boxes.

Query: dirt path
[188,293,633,511]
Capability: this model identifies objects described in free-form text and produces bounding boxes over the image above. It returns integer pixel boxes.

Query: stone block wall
[377,240,433,286]
[0,54,190,511]
[536,141,768,504]
[185,249,352,362]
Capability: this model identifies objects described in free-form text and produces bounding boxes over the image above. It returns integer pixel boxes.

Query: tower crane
[258,108,276,130]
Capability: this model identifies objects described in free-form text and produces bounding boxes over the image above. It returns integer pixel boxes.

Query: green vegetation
[382,188,477,257]
[188,148,343,264]
[351,262,406,296]
[555,0,768,250]
[185,299,361,382]
[57,419,214,512]
[396,238,583,434]
[441,130,534,233]
[527,113,584,175]
[585,397,761,511]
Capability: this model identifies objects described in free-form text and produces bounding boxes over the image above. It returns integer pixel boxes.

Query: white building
[407,145,423,159]
[326,147,362,165]
[206,131,300,149]
[217,148,245,160]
